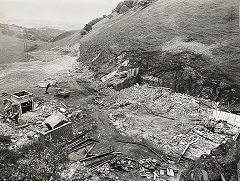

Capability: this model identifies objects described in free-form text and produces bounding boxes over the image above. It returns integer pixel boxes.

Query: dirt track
[0,52,77,92]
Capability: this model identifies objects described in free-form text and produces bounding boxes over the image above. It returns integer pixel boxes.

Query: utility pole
[24,29,28,60]
[24,41,28,59]
[26,42,28,59]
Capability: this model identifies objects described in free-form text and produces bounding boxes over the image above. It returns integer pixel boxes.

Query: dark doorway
[21,101,32,114]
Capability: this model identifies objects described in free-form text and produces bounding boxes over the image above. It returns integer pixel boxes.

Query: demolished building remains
[39,111,73,142]
[3,90,34,124]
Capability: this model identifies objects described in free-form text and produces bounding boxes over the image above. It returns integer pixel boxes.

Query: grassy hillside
[76,0,239,79]
[24,27,65,42]
[0,23,64,42]
[0,23,65,64]
[0,34,45,64]
[58,0,238,104]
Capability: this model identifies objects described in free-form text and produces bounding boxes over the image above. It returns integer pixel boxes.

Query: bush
[119,5,130,14]
[0,142,68,180]
[115,2,124,12]
[115,0,135,13]
[123,0,135,8]
[224,6,238,21]
[138,0,153,8]
[80,29,88,36]
[83,15,106,33]
[108,14,114,19]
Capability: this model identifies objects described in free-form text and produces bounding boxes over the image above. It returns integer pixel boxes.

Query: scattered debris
[37,79,57,88]
[55,88,70,98]
[1,92,8,97]
[3,90,34,124]
[177,138,198,163]
[61,102,68,109]
[15,123,30,130]
[116,139,168,162]
[91,52,102,62]
[39,111,73,142]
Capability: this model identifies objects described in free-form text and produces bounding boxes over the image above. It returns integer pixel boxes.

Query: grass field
[0,23,64,64]
[0,34,45,64]
[73,0,239,83]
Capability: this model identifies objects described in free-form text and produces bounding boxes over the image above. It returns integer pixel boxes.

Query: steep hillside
[73,0,239,103]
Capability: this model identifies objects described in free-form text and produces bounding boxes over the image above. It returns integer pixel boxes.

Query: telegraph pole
[24,41,28,59]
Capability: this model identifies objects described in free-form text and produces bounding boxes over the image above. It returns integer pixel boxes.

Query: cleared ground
[0,50,171,180]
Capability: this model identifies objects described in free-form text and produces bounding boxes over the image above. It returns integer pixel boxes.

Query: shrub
[123,0,135,8]
[83,15,106,33]
[119,4,130,14]
[108,14,114,19]
[115,0,135,13]
[138,0,152,8]
[80,29,88,36]
[0,142,68,180]
[116,2,124,12]
[224,6,238,21]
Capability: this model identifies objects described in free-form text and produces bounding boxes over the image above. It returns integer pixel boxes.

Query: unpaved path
[0,52,77,92]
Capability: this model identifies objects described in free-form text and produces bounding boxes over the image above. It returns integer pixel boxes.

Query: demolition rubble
[1,79,240,180]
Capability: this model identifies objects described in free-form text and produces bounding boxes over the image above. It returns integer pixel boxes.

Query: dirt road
[0,52,77,92]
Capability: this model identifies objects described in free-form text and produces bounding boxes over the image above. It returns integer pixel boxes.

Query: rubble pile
[71,151,180,181]
[0,123,15,136]
[96,84,238,162]
[95,156,179,180]
[1,99,73,148]
[99,84,216,115]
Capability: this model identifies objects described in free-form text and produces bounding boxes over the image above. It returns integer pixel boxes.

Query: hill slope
[0,23,65,64]
[0,34,46,64]
[78,0,239,64]
[0,23,64,42]
[68,0,239,103]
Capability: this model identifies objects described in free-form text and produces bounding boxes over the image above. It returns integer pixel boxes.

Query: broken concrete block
[166,168,174,177]
[59,108,67,113]
[159,169,165,175]
[201,169,208,181]
[153,171,159,180]
[27,131,35,138]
